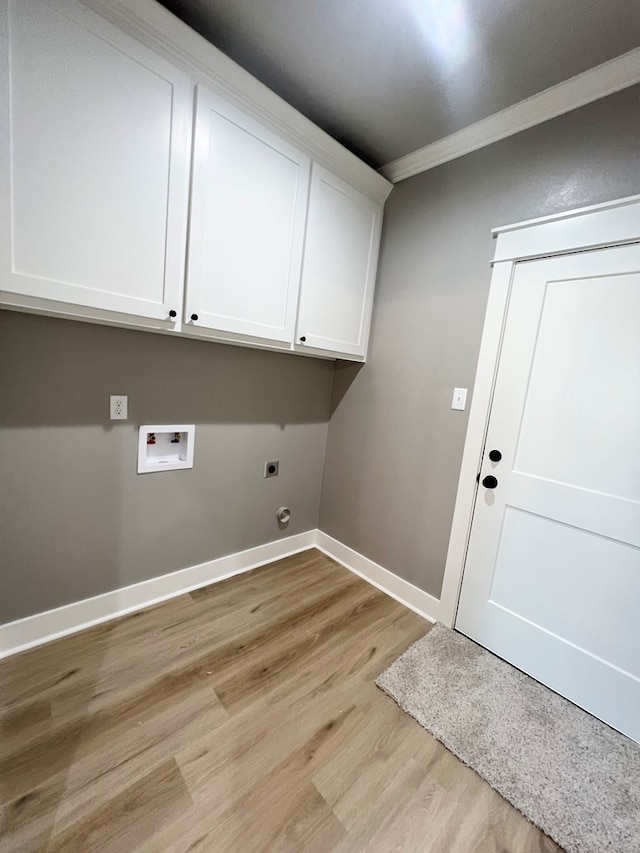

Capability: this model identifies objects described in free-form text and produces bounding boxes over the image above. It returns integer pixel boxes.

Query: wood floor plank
[313,690,436,831]
[176,684,366,817]
[47,758,192,853]
[210,588,396,712]
[1,687,225,851]
[0,549,563,852]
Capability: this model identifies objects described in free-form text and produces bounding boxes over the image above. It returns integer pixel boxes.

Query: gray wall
[0,312,333,622]
[3,87,639,625]
[319,85,640,599]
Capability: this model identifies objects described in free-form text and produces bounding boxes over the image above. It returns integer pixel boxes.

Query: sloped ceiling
[158,0,640,169]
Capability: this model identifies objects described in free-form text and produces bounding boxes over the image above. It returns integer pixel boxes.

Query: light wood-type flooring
[0,550,562,852]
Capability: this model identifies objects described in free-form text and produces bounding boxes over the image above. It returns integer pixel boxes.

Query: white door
[296,166,382,359]
[0,0,191,322]
[185,85,310,344]
[456,243,640,742]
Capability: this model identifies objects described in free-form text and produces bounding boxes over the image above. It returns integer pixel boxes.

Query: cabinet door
[296,166,382,359]
[0,0,191,323]
[186,85,310,344]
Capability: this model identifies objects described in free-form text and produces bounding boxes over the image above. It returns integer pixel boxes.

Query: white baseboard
[0,528,443,659]
[314,530,441,624]
[0,531,316,659]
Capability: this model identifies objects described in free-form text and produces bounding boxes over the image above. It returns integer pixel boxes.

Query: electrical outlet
[110,395,128,420]
[264,460,279,478]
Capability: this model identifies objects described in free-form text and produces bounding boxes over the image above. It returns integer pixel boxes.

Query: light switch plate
[451,388,468,411]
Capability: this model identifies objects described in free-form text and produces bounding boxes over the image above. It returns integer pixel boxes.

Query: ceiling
[157,0,640,169]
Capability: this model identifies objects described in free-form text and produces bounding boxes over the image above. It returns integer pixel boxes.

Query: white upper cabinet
[185,85,310,344]
[0,0,391,358]
[0,0,191,324]
[296,166,382,359]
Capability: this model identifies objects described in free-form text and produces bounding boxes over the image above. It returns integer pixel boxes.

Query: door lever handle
[482,475,498,489]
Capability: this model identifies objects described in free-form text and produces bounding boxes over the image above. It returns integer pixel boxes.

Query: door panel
[513,274,640,499]
[0,0,191,320]
[186,84,310,343]
[296,166,381,358]
[456,243,640,742]
[490,507,639,675]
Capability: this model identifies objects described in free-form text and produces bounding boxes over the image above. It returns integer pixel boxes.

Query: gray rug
[376,623,640,853]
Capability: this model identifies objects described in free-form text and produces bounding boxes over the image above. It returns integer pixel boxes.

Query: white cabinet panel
[296,166,382,359]
[186,85,310,343]
[0,0,191,322]
[0,1,387,357]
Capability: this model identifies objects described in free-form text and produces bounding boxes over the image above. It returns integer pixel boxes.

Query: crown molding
[83,0,392,203]
[381,47,640,184]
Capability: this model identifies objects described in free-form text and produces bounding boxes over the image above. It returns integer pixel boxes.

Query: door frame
[439,192,640,628]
